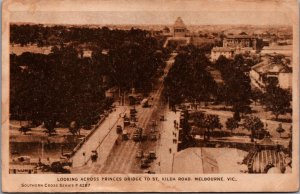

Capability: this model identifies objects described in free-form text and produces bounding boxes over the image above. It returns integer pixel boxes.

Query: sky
[10,11,292,26]
[6,0,296,25]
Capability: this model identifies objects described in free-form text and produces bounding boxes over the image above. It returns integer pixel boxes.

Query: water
[10,141,79,160]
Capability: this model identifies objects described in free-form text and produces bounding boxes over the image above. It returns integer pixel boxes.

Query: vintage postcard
[2,0,299,192]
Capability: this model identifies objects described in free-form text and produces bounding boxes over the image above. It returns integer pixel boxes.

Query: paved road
[95,53,177,174]
[153,110,180,173]
[71,106,127,168]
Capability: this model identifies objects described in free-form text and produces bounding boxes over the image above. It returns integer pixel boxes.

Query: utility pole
[41,141,44,159]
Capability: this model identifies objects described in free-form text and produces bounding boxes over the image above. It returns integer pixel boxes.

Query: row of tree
[10,26,167,133]
[163,45,218,108]
[10,24,152,48]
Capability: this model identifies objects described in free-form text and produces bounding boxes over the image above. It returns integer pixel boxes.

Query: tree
[164,47,217,107]
[203,114,223,141]
[226,117,239,134]
[276,123,285,138]
[264,85,291,120]
[44,119,56,136]
[233,111,241,122]
[251,88,264,105]
[69,121,80,136]
[19,126,31,135]
[243,116,264,142]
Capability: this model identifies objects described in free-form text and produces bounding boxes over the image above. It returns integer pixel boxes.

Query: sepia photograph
[2,0,299,192]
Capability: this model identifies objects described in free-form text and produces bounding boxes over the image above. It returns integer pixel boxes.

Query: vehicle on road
[116,125,122,134]
[104,111,109,117]
[135,127,143,135]
[142,154,152,163]
[130,108,137,114]
[150,134,157,141]
[124,117,130,126]
[141,134,148,141]
[50,161,71,174]
[91,150,98,162]
[140,159,149,168]
[132,134,140,142]
[141,98,149,108]
[136,149,144,158]
[149,151,156,159]
[122,130,129,140]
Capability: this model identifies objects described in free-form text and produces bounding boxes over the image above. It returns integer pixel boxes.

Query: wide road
[71,106,127,168]
[94,53,177,174]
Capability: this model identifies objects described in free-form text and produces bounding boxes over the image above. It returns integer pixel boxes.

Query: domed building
[243,137,292,174]
[173,17,187,37]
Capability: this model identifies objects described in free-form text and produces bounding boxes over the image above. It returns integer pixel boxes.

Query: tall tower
[173,17,187,37]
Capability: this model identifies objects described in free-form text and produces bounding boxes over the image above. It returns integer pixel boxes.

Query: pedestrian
[169,148,172,153]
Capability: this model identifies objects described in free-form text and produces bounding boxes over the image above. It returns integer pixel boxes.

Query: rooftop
[225,35,255,39]
[173,17,186,28]
[172,147,248,174]
[212,46,235,52]
[251,58,292,74]
[262,45,292,50]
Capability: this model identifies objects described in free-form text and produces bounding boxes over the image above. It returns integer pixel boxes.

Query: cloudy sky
[8,0,295,25]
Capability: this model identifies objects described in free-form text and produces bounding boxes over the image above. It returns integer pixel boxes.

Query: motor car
[124,118,130,126]
[150,134,157,141]
[130,108,137,114]
[132,134,141,142]
[50,161,71,174]
[141,134,148,141]
[91,150,98,162]
[122,130,129,140]
[140,159,149,168]
[149,151,156,159]
[143,153,151,163]
[135,127,143,134]
[116,125,122,134]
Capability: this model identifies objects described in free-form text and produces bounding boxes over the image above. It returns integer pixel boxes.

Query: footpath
[154,109,180,173]
[71,106,127,169]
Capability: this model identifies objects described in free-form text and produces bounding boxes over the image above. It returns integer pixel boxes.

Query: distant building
[172,147,248,173]
[173,17,187,37]
[223,35,257,50]
[163,17,190,48]
[210,47,235,61]
[10,44,52,56]
[162,26,172,36]
[243,137,291,173]
[210,34,257,62]
[250,57,292,90]
[261,45,292,57]
[78,50,93,58]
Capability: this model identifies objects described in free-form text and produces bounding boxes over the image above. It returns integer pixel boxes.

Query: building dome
[174,17,186,28]
[244,147,288,173]
[267,167,282,174]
